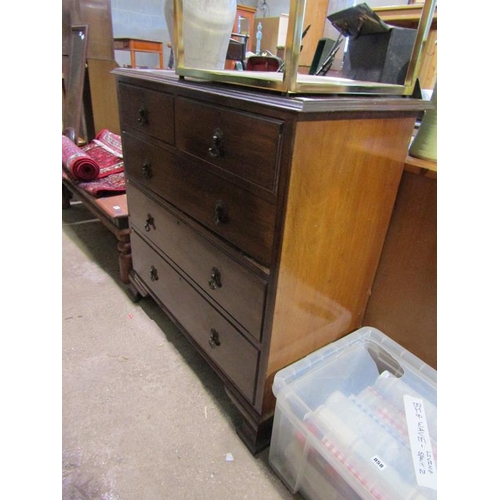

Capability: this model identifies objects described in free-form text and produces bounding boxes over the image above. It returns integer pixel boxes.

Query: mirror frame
[172,0,436,96]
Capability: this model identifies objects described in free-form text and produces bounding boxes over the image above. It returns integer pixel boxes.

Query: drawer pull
[142,161,152,179]
[208,128,224,158]
[208,267,222,290]
[214,200,229,225]
[209,328,221,348]
[150,266,159,282]
[144,214,155,232]
[137,105,149,125]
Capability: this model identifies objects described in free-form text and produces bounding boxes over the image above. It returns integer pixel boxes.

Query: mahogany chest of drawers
[114,69,425,453]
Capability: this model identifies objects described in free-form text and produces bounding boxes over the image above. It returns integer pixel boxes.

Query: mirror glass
[63,25,90,138]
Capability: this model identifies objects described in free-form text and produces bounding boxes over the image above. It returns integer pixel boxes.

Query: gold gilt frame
[172,0,436,96]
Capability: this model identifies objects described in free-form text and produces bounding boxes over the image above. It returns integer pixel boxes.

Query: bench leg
[62,184,73,209]
[117,233,132,285]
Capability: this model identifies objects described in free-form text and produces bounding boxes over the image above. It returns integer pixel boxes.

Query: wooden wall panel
[363,169,437,368]
[298,0,329,71]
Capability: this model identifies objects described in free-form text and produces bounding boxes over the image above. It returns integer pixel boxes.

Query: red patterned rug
[62,130,126,197]
[62,135,99,181]
[62,129,124,181]
[62,170,126,197]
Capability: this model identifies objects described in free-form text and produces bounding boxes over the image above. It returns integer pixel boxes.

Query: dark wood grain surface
[122,131,277,268]
[176,97,284,194]
[118,83,175,145]
[131,231,259,402]
[127,182,267,342]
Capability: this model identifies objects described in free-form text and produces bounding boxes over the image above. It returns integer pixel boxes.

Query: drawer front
[118,83,174,145]
[131,232,258,402]
[127,183,266,341]
[123,131,276,267]
[176,97,283,193]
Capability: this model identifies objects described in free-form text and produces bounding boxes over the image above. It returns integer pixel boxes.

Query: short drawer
[118,83,174,145]
[123,131,276,267]
[127,182,266,341]
[131,232,259,402]
[176,97,283,193]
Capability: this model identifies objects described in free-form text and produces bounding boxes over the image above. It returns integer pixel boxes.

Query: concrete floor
[62,199,303,500]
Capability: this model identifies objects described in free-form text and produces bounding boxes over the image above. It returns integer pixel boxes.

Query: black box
[328,3,417,85]
[341,28,416,84]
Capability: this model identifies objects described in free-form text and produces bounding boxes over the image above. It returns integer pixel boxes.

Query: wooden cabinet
[251,0,330,71]
[256,14,289,56]
[233,4,257,52]
[114,68,426,453]
[363,157,437,369]
[226,5,257,69]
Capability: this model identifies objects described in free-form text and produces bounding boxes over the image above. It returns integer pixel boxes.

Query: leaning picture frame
[63,24,90,139]
[171,0,436,96]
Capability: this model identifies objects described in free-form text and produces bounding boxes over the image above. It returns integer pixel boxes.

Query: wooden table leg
[63,184,73,209]
[117,233,132,284]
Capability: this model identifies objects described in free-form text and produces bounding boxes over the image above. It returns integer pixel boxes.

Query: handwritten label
[404,395,437,490]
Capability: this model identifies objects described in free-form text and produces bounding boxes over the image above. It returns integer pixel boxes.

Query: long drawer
[131,231,259,402]
[127,182,266,341]
[118,83,175,145]
[176,97,283,193]
[122,131,276,267]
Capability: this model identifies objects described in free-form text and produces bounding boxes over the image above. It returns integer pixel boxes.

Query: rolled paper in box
[410,82,437,161]
[62,135,100,181]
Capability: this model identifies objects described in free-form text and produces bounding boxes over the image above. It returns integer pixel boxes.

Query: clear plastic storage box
[269,327,437,500]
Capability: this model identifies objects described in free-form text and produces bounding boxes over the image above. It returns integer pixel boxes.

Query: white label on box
[404,395,437,490]
[370,455,387,470]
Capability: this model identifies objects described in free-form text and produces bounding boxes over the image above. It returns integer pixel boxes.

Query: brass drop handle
[208,267,222,290]
[137,105,149,125]
[214,200,228,225]
[144,213,155,232]
[142,160,152,179]
[150,266,159,282]
[209,328,221,349]
[208,128,224,158]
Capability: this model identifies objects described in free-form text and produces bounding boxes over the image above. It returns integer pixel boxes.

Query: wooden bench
[62,128,132,285]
